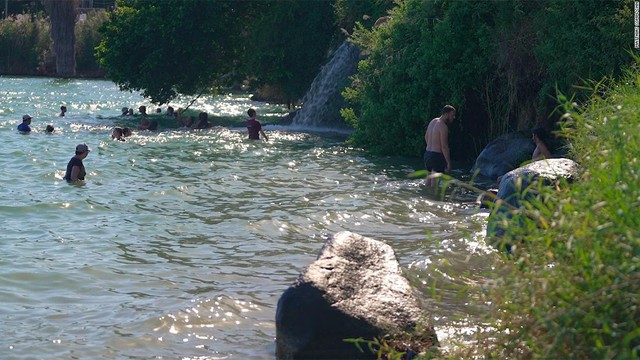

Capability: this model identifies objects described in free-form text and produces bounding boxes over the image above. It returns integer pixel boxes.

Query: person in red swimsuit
[246,108,268,141]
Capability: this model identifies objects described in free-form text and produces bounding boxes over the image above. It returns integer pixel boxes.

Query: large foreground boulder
[487,158,580,245]
[275,231,437,359]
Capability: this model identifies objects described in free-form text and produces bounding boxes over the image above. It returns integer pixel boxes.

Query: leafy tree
[96,0,245,104]
[240,0,335,106]
[75,10,109,76]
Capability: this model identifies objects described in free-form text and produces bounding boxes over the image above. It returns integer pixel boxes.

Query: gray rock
[497,158,579,207]
[487,158,580,245]
[275,231,437,359]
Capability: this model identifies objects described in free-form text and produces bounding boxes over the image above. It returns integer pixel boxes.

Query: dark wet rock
[275,231,438,359]
[471,132,534,180]
[280,110,298,125]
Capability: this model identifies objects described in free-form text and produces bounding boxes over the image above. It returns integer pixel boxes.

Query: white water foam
[292,41,360,129]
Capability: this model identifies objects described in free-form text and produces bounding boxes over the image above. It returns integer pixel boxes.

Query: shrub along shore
[460,65,639,359]
[0,11,106,77]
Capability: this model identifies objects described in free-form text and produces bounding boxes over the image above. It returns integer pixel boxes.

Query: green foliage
[345,0,497,156]
[345,337,406,360]
[240,0,335,103]
[344,0,634,159]
[534,0,633,102]
[96,0,343,106]
[0,14,51,74]
[97,0,245,104]
[75,10,109,75]
[473,66,640,359]
[346,332,439,360]
[334,0,393,32]
[0,11,106,76]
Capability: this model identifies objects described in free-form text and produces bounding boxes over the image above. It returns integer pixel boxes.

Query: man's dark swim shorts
[423,150,446,172]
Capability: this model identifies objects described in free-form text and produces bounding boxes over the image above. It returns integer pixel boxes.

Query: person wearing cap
[64,143,91,182]
[18,115,32,133]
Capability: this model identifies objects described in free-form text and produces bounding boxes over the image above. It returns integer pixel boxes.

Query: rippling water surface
[0,77,499,359]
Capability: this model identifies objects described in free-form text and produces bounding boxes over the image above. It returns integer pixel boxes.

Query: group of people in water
[16,106,269,183]
[18,103,553,186]
[17,105,68,134]
[117,105,268,135]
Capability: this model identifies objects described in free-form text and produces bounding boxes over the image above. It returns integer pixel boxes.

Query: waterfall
[291,40,360,129]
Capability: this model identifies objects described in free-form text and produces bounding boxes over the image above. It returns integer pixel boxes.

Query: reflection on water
[0,77,500,358]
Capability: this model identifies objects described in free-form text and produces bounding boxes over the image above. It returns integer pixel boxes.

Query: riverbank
[459,67,640,358]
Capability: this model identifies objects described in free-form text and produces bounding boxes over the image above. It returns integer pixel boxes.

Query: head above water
[247,108,256,118]
[112,127,123,139]
[22,114,32,122]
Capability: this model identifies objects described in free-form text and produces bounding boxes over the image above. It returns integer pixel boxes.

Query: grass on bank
[459,66,640,359]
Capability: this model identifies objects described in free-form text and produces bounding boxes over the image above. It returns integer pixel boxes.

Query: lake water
[0,77,499,359]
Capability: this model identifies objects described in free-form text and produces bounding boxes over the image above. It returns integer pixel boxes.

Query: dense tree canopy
[96,0,246,104]
[96,0,395,106]
[239,0,335,106]
[344,0,634,159]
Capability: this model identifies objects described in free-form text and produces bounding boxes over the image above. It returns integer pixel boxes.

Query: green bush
[0,11,107,76]
[472,65,640,359]
[76,10,108,76]
[0,14,51,74]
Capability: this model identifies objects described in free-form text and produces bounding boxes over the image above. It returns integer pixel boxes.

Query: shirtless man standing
[424,105,456,187]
